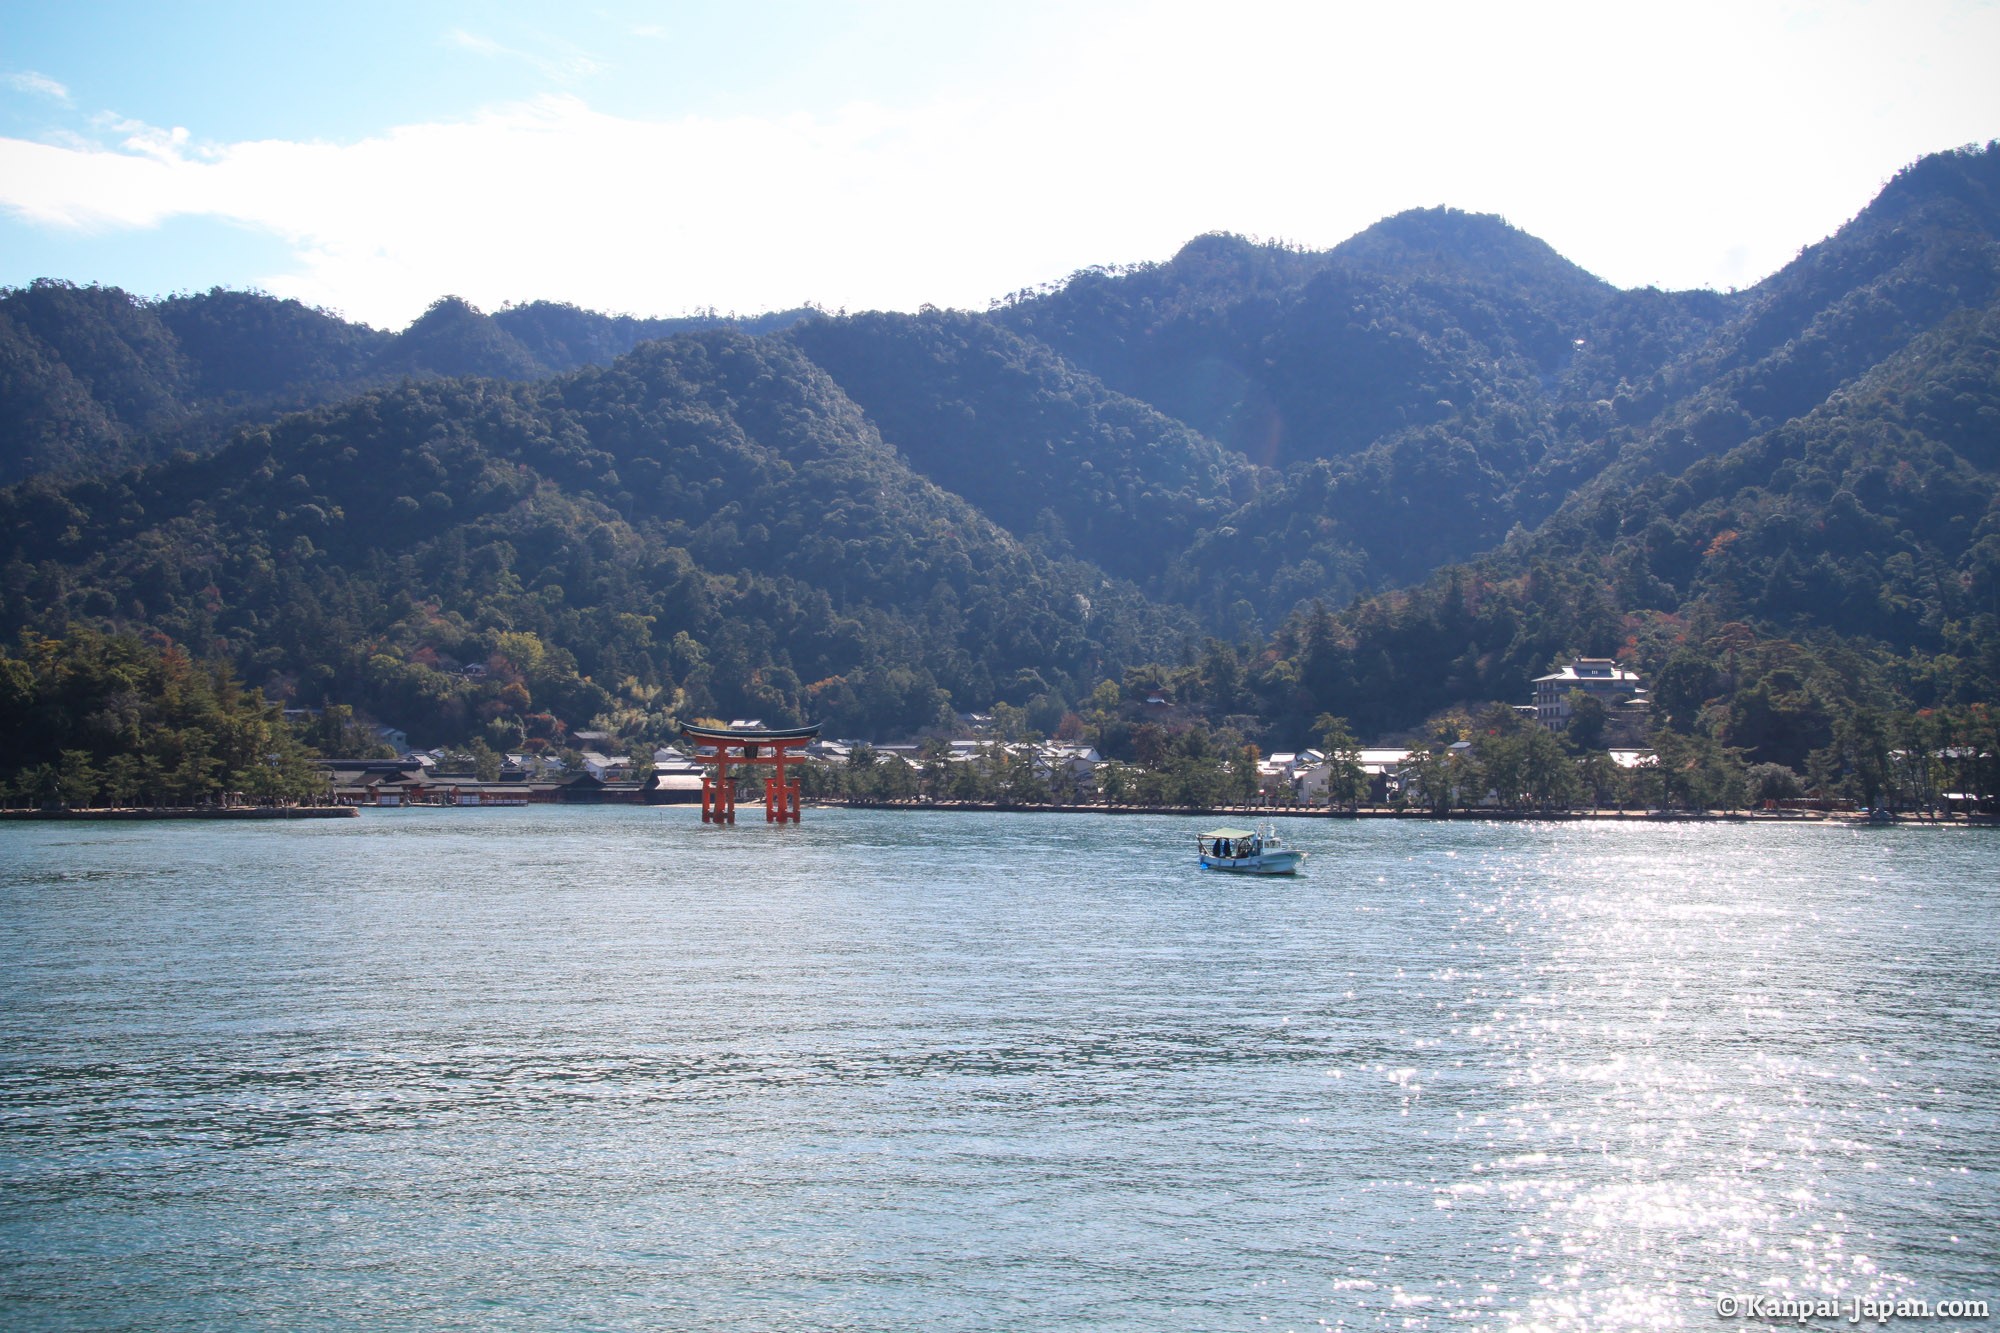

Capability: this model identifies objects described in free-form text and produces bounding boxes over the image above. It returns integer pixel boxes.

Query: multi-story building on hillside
[1532,658,1645,730]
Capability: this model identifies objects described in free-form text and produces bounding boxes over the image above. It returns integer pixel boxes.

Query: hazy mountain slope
[0,285,817,488]
[993,214,1711,471]
[0,281,193,481]
[1526,295,2000,657]
[1241,293,2000,750]
[990,232,1333,452]
[0,280,192,426]
[984,149,2000,640]
[372,296,551,381]
[155,288,395,400]
[0,303,127,480]
[983,212,1745,619]
[1561,145,2000,500]
[785,309,1258,587]
[492,300,812,373]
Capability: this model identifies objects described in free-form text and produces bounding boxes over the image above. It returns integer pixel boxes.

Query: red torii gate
[680,722,822,824]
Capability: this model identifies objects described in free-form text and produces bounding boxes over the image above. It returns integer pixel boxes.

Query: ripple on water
[1,809,1995,1330]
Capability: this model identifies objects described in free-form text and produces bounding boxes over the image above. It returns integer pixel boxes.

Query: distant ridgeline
[1,143,1997,799]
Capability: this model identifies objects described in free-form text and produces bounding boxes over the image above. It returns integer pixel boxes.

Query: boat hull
[1200,850,1305,876]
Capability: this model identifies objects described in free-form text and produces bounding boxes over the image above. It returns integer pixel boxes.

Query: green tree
[918,737,952,799]
[1098,761,1132,804]
[101,753,144,807]
[56,750,102,808]
[1402,745,1471,814]
[1652,648,1719,735]
[13,764,59,808]
[465,738,504,784]
[1313,713,1368,809]
[1227,744,1262,804]
[1576,750,1623,809]
[1744,762,1803,805]
[1647,731,1749,811]
[1808,709,1893,808]
[1515,726,1580,811]
[1563,691,1608,751]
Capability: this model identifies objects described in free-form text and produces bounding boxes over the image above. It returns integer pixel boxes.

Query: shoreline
[6,802,1988,829]
[807,799,1996,826]
[0,806,360,822]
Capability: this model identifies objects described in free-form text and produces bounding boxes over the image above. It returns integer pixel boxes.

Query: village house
[1032,742,1102,797]
[1258,749,1332,801]
[1358,748,1418,802]
[1255,745,1452,804]
[501,752,566,780]
[578,749,634,781]
[1036,743,1101,782]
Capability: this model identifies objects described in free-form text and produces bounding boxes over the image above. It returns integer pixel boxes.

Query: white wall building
[1533,658,1645,729]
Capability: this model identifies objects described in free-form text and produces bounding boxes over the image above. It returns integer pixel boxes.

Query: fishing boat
[1197,823,1305,876]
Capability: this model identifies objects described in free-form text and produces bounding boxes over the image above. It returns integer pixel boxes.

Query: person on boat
[1218,838,1232,858]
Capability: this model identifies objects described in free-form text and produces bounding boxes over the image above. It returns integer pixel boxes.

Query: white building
[1532,658,1645,729]
[579,749,633,781]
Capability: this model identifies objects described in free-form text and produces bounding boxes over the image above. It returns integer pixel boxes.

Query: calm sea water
[2,809,1995,1331]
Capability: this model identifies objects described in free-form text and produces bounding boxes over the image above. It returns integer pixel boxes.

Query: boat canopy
[1200,827,1259,840]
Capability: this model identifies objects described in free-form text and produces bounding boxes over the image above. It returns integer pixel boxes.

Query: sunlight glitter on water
[1410,824,1995,1330]
[1,811,1995,1330]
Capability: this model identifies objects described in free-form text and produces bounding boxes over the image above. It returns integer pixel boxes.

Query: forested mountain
[994,213,1730,470]
[2,142,1996,765]
[0,332,1183,745]
[784,309,1256,588]
[985,211,1746,611]
[0,282,810,486]
[494,301,810,373]
[1229,146,2000,745]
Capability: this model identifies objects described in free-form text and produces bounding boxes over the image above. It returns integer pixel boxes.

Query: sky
[2,0,1997,331]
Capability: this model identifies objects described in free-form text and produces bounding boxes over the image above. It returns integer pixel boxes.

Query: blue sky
[4,1,1997,329]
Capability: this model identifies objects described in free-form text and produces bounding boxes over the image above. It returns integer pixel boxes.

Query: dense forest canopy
[0,282,812,488]
[1,143,1997,791]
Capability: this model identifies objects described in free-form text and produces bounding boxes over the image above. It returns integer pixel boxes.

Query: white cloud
[4,70,72,104]
[0,0,1994,327]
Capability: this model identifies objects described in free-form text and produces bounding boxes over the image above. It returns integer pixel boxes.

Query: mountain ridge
[3,141,1996,759]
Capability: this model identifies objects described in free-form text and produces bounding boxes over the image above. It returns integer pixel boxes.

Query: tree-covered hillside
[2,143,1996,768]
[0,282,811,487]
[0,332,1186,747]
[1223,185,2000,747]
[995,214,1733,473]
[785,309,1256,588]
[985,213,1746,616]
